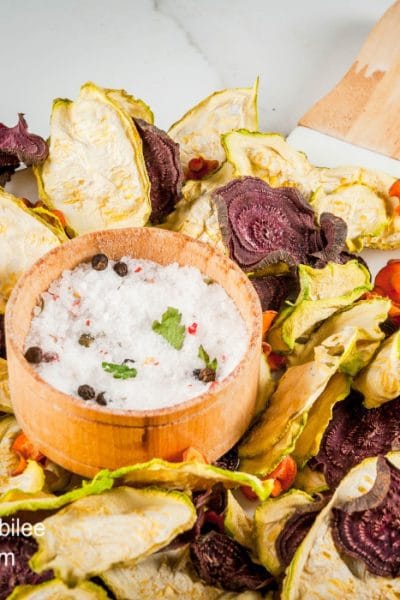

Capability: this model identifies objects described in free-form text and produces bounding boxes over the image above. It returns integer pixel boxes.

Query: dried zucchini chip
[239,327,359,470]
[35,82,151,235]
[223,130,317,197]
[163,162,233,250]
[105,87,154,123]
[0,189,62,311]
[310,183,388,252]
[224,490,254,551]
[0,469,114,516]
[31,487,196,585]
[8,579,108,599]
[353,330,400,408]
[281,453,400,599]
[102,546,266,600]
[239,415,307,477]
[114,458,273,501]
[168,82,259,173]
[254,489,315,576]
[289,297,390,368]
[292,373,350,468]
[267,260,371,353]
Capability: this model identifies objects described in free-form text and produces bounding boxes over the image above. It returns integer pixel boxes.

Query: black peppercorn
[24,346,43,364]
[113,261,128,277]
[95,392,107,406]
[193,367,216,383]
[77,384,96,400]
[91,253,108,271]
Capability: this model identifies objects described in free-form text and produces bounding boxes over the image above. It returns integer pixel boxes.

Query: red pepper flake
[186,157,219,180]
[209,381,218,391]
[134,266,142,273]
[85,319,91,326]
[268,352,287,371]
[72,298,81,307]
[188,322,198,335]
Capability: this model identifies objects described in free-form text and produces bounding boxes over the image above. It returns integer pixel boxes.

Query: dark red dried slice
[331,456,400,577]
[0,114,48,166]
[0,152,20,186]
[311,213,348,267]
[275,496,329,568]
[213,177,317,272]
[251,274,297,311]
[190,530,274,591]
[312,393,400,489]
[0,535,52,599]
[134,118,184,224]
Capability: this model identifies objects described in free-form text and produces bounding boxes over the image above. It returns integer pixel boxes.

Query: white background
[0,0,393,135]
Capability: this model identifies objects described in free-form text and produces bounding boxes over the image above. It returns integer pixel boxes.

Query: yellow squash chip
[353,330,400,408]
[31,487,196,585]
[0,190,62,312]
[168,82,259,172]
[239,328,359,470]
[35,82,151,235]
[105,87,154,123]
[163,162,233,250]
[103,546,266,600]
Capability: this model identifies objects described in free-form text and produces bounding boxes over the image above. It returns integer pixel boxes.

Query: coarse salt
[25,257,249,411]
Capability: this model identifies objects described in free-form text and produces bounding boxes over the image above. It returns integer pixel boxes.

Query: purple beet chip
[134,118,183,224]
[0,114,48,167]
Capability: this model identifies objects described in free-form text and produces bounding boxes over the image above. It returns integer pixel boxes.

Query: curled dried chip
[0,535,52,599]
[190,530,274,592]
[311,212,348,267]
[134,118,184,224]
[31,487,196,585]
[331,457,400,578]
[168,82,258,174]
[213,177,317,272]
[250,275,297,312]
[0,114,48,166]
[312,393,400,489]
[275,498,326,570]
[281,454,400,600]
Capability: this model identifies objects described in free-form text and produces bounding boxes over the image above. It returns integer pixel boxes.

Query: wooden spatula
[288,0,400,176]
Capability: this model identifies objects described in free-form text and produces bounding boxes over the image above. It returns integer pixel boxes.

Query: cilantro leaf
[102,361,137,379]
[152,306,186,350]
[198,344,218,372]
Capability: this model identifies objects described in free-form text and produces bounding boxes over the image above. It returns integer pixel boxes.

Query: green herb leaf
[152,306,186,350]
[102,361,137,379]
[198,345,218,373]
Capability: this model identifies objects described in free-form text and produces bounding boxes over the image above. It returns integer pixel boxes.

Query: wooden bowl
[5,228,262,477]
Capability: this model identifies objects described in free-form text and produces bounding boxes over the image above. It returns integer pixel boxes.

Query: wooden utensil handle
[300,1,400,160]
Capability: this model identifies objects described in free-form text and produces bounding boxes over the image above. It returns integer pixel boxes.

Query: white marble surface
[0,0,394,136]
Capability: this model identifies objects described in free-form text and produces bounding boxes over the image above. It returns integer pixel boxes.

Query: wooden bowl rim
[6,227,262,425]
